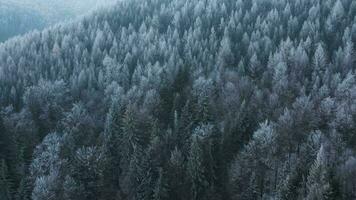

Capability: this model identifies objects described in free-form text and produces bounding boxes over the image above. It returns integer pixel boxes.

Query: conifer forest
[1,0,356,199]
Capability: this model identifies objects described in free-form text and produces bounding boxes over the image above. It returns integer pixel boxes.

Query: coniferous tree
[0,159,11,200]
[306,145,332,200]
[188,135,208,200]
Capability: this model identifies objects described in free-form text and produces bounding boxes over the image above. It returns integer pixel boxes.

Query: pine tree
[121,104,141,168]
[278,165,303,200]
[125,144,152,200]
[73,146,104,200]
[188,135,208,200]
[177,101,194,153]
[218,28,233,69]
[313,43,327,79]
[153,168,168,200]
[0,159,11,200]
[230,121,276,199]
[166,148,187,200]
[101,93,124,198]
[306,145,332,200]
[16,177,32,200]
[331,0,345,21]
[63,175,83,200]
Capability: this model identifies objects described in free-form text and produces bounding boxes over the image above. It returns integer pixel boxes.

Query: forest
[0,0,356,199]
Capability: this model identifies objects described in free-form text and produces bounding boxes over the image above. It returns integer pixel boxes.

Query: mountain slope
[0,0,118,42]
[0,0,356,199]
[3,0,118,22]
[0,3,46,42]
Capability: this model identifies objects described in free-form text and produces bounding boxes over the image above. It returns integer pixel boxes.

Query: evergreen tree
[153,168,168,200]
[72,146,104,200]
[0,159,11,200]
[218,29,233,69]
[306,145,332,200]
[166,148,187,200]
[188,135,208,200]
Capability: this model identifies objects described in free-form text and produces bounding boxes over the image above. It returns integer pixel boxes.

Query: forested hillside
[0,0,356,199]
[0,3,46,42]
[0,0,117,42]
[3,0,118,22]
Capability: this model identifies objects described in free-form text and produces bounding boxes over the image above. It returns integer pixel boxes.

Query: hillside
[0,0,117,42]
[0,3,46,42]
[0,0,356,199]
[3,0,118,22]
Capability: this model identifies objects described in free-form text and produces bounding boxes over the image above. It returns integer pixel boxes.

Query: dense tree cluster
[0,0,356,199]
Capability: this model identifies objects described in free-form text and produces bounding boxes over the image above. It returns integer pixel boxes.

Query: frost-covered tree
[188,135,208,200]
[0,0,355,199]
[30,133,64,200]
[306,145,333,200]
[0,159,11,200]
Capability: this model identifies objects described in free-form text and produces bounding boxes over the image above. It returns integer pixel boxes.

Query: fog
[0,0,118,42]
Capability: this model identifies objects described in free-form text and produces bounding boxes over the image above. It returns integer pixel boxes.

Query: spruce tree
[0,159,11,200]
[188,135,208,200]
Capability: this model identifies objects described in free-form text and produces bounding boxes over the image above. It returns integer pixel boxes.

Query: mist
[0,0,118,42]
